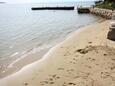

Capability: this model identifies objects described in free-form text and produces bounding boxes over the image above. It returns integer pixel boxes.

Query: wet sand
[0,48,49,79]
[0,20,115,86]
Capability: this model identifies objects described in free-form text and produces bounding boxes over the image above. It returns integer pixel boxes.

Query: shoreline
[0,48,50,79]
[0,18,105,79]
[0,20,115,86]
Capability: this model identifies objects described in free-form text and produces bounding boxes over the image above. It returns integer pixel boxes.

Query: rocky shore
[90,8,114,19]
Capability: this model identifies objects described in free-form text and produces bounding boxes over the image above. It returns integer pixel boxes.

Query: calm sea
[0,2,102,78]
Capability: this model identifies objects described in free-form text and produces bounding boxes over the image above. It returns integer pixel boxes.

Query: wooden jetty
[31,6,74,10]
[77,7,90,13]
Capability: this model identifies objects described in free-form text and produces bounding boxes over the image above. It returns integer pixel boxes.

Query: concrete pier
[31,7,74,10]
[77,7,90,13]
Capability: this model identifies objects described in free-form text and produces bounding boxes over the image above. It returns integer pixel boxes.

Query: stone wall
[90,8,114,19]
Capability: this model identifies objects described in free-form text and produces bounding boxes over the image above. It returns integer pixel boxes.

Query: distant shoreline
[0,2,6,4]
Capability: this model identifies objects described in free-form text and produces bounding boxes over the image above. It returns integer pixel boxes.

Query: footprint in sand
[95,63,99,66]
[68,82,76,85]
[73,58,78,61]
[40,74,60,85]
[62,82,76,86]
[100,71,110,78]
[62,82,66,86]
[64,54,67,56]
[57,68,64,70]
[66,69,75,74]
[40,80,54,85]
[70,61,76,64]
[110,65,115,70]
[48,81,54,84]
[61,46,64,48]
[24,82,28,86]
[51,74,60,79]
[70,57,78,64]
[40,81,48,85]
[112,58,115,61]
[69,54,79,64]
[88,42,92,44]
[69,56,78,63]
[68,69,74,72]
[40,78,54,85]
[65,51,72,56]
[85,65,92,69]
[106,62,115,70]
[103,53,107,56]
[87,57,96,62]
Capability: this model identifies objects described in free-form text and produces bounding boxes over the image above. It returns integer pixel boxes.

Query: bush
[111,2,115,9]
[95,1,115,9]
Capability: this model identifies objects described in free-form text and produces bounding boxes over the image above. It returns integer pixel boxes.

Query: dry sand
[0,20,115,86]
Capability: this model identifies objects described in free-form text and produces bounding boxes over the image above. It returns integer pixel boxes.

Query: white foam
[2,71,5,73]
[9,46,14,49]
[10,52,19,57]
[8,44,52,68]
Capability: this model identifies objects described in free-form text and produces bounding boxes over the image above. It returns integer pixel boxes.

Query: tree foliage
[104,0,115,3]
[95,0,115,9]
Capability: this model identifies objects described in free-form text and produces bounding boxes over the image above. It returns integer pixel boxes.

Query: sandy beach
[0,20,115,86]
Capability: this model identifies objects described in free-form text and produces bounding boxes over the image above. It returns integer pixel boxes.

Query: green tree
[96,0,115,9]
[104,0,115,3]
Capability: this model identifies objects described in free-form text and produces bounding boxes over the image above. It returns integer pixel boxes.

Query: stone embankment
[90,8,114,19]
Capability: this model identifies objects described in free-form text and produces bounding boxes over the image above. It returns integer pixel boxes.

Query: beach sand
[0,20,115,86]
